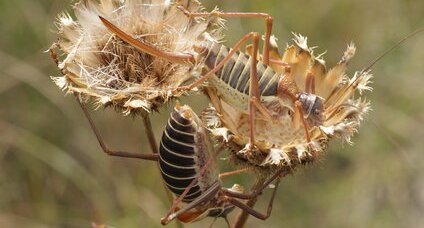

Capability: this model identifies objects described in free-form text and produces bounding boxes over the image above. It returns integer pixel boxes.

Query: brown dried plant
[51,0,223,115]
[204,34,372,171]
[49,0,376,226]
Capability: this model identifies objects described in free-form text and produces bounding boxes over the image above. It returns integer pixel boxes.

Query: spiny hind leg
[77,99,158,160]
[176,5,274,64]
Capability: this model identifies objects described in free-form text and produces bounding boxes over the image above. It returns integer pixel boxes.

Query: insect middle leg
[77,99,158,160]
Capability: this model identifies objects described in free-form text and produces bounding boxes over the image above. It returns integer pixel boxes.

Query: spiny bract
[51,0,222,114]
[204,34,372,171]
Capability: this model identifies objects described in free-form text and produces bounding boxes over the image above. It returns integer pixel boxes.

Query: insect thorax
[298,92,324,126]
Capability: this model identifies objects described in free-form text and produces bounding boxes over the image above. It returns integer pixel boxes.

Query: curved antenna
[344,28,424,100]
[363,27,424,72]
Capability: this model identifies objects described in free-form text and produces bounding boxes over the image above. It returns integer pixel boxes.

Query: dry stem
[142,114,183,228]
[233,176,267,228]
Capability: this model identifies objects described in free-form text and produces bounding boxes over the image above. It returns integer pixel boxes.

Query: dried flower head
[204,34,372,171]
[51,0,223,114]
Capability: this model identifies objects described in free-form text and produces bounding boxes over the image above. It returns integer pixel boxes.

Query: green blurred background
[0,0,423,227]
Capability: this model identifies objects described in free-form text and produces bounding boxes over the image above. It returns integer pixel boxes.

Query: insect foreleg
[277,83,313,148]
[294,101,312,144]
[77,100,158,160]
[176,5,274,65]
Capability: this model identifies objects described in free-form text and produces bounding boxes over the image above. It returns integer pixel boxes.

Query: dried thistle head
[51,0,223,115]
[204,34,372,171]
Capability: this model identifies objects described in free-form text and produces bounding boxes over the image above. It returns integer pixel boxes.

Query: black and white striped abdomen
[159,104,218,202]
[203,42,281,98]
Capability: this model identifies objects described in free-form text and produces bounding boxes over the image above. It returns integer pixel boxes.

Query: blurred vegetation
[0,0,423,227]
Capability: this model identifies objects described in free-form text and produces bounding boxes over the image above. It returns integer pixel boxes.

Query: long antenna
[345,27,424,91]
[327,28,423,111]
[363,27,424,72]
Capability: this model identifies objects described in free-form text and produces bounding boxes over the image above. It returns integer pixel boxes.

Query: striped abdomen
[203,42,283,111]
[159,104,218,203]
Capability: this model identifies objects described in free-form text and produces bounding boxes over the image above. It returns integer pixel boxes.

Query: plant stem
[142,114,183,228]
[233,176,266,228]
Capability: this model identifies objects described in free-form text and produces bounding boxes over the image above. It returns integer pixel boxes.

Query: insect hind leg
[176,5,274,65]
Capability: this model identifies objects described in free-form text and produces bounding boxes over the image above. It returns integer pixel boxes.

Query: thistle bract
[51,0,222,114]
[204,34,372,170]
